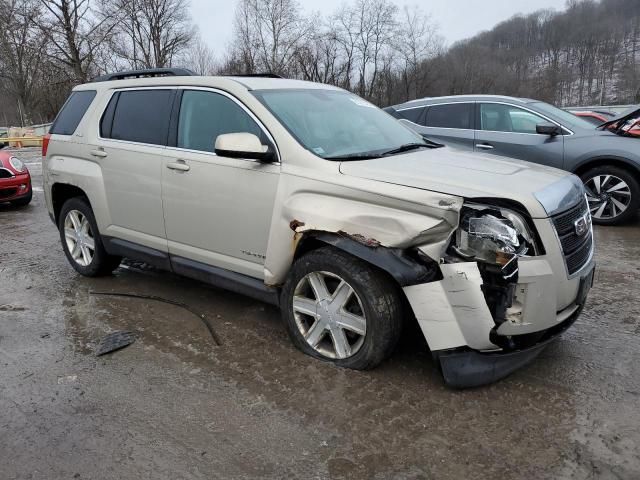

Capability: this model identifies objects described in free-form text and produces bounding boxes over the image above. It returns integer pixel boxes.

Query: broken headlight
[452,203,538,267]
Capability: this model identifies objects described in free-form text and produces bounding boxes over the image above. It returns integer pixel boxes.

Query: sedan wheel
[292,271,367,360]
[63,209,96,267]
[584,174,632,221]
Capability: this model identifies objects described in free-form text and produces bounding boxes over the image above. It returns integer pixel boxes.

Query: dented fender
[262,172,463,285]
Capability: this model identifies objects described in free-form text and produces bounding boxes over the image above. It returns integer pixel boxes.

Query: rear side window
[424,103,473,129]
[106,89,174,145]
[397,107,425,124]
[50,90,96,135]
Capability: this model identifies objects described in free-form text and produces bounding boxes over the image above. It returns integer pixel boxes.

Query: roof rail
[91,68,196,82]
[226,73,284,79]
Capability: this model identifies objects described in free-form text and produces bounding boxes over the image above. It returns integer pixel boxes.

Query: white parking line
[32,186,44,192]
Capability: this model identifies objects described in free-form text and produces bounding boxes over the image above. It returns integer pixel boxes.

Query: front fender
[262,171,462,285]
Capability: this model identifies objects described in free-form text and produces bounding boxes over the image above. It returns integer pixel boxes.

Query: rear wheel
[581,166,640,225]
[281,247,404,370]
[58,197,121,276]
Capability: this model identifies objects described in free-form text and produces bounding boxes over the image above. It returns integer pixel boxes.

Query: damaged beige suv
[43,69,595,387]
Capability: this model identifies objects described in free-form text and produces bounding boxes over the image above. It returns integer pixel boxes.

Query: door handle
[166,161,190,172]
[90,149,108,158]
[476,143,494,150]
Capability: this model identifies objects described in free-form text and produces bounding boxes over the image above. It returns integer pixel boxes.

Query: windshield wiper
[325,153,383,160]
[381,143,430,156]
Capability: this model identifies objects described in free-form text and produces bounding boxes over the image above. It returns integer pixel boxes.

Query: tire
[281,246,404,370]
[581,165,640,225]
[58,197,121,276]
[10,189,32,207]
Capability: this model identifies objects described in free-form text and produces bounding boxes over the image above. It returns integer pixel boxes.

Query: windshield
[529,101,596,130]
[252,89,426,159]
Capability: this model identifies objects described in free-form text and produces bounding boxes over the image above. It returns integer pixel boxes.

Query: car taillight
[42,133,51,157]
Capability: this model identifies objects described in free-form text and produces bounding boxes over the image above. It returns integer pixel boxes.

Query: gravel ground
[1,147,639,479]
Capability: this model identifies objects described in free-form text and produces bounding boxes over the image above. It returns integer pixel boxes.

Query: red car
[0,150,32,206]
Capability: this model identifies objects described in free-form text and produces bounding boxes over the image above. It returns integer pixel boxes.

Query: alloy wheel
[292,271,367,359]
[584,174,632,220]
[63,209,95,267]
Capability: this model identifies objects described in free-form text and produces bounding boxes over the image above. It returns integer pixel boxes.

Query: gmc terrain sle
[43,69,595,387]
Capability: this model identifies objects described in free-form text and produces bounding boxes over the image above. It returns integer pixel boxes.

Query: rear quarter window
[50,90,97,135]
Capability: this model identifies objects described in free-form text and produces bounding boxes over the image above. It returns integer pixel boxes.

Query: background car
[567,109,617,126]
[0,150,32,206]
[385,95,640,225]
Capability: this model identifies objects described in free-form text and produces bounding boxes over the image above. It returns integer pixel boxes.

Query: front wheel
[58,197,121,276]
[281,247,404,370]
[581,166,640,225]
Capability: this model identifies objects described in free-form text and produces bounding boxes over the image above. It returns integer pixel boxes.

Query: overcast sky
[192,0,565,58]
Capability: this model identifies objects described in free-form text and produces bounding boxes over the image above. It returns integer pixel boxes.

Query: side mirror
[214,133,275,162]
[536,123,563,136]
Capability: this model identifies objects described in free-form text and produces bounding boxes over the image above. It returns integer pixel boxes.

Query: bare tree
[182,33,217,75]
[231,0,310,75]
[38,0,116,81]
[394,5,442,100]
[0,0,46,125]
[101,0,194,69]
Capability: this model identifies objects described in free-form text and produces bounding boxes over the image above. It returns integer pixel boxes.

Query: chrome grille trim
[551,199,594,276]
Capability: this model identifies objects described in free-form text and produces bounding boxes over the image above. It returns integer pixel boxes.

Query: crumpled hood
[339,147,576,218]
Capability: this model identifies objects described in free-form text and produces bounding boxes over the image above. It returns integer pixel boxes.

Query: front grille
[0,168,14,179]
[0,188,17,199]
[551,199,593,275]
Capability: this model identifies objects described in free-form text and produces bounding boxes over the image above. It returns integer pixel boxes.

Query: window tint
[50,90,96,135]
[480,103,546,134]
[424,103,473,129]
[109,90,173,145]
[177,90,263,153]
[397,107,424,124]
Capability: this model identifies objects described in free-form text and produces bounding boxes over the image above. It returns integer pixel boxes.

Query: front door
[161,88,280,279]
[474,102,565,169]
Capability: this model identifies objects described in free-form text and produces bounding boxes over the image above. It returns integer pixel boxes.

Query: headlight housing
[452,203,539,266]
[8,156,26,173]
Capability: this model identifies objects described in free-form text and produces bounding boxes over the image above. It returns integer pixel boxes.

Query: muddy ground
[1,147,639,480]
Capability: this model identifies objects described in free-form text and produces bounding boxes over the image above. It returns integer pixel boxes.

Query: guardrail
[1,136,43,148]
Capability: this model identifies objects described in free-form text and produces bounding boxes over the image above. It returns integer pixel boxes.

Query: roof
[74,74,343,93]
[391,95,535,110]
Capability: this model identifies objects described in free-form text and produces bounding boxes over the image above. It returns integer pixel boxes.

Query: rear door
[93,88,175,254]
[399,102,475,151]
[474,102,565,169]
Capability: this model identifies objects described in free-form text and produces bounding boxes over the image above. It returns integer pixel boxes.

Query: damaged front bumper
[403,256,595,388]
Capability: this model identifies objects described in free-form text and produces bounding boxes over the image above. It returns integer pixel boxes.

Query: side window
[50,90,96,135]
[480,103,546,134]
[424,103,473,129]
[107,89,174,145]
[397,107,425,124]
[177,90,264,153]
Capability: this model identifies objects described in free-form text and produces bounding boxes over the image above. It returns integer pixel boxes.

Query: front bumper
[0,173,31,201]
[438,303,583,388]
[403,257,595,387]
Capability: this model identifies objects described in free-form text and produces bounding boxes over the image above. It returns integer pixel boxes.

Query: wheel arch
[293,230,440,288]
[51,183,91,224]
[573,156,640,180]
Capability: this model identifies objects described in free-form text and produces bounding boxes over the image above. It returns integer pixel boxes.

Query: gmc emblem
[574,213,591,237]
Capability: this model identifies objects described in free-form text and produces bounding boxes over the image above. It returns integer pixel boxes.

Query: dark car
[385,95,640,224]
